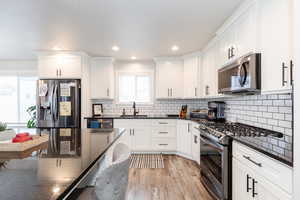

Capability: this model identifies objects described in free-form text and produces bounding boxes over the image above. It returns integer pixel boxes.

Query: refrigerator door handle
[53,84,59,122]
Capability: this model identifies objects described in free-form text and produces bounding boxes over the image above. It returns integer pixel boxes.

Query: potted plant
[0,122,15,141]
[26,105,37,128]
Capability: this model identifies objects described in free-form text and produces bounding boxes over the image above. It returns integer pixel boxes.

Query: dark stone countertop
[0,128,125,200]
[84,116,293,166]
[84,114,182,119]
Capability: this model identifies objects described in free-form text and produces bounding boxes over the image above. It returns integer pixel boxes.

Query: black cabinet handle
[159,122,168,125]
[252,179,258,197]
[228,48,231,59]
[246,174,252,192]
[243,155,262,167]
[205,85,209,95]
[159,144,168,146]
[290,60,294,86]
[282,62,288,86]
[159,132,168,134]
[231,46,235,58]
[194,135,198,144]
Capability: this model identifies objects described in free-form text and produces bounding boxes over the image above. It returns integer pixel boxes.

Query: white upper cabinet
[183,55,200,98]
[155,58,183,99]
[217,1,258,68]
[201,41,218,97]
[90,58,115,99]
[38,52,83,79]
[258,0,293,94]
[219,26,235,66]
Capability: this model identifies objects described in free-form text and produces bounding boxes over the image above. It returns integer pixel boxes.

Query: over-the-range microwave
[218,53,261,94]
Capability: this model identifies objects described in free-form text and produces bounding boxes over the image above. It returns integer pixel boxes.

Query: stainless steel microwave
[218,53,261,94]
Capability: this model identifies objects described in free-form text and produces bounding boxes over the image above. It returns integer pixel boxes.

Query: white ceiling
[0,0,243,60]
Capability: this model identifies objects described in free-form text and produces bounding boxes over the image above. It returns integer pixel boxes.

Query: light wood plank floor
[126,155,214,200]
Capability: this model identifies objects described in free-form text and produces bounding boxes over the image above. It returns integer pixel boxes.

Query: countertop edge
[57,128,126,200]
[231,137,293,167]
[85,116,294,167]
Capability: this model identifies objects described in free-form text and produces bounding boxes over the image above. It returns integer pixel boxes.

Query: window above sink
[116,71,154,104]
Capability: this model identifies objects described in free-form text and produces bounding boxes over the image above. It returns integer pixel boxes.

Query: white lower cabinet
[131,126,152,151]
[232,141,293,200]
[191,122,200,165]
[114,119,152,151]
[177,120,192,159]
[114,119,200,163]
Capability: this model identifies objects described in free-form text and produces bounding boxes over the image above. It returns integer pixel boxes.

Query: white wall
[114,60,155,73]
[293,0,300,199]
[0,60,37,75]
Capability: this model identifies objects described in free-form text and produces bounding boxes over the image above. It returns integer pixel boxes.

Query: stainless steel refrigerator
[37,79,81,128]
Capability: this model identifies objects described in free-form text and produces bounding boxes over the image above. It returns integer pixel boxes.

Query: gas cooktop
[197,120,283,140]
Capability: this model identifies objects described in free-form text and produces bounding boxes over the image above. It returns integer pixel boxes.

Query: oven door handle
[200,135,224,152]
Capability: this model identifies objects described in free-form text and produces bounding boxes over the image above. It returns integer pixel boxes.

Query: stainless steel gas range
[196,121,283,200]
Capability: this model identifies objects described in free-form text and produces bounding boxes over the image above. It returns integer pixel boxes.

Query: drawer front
[152,119,177,127]
[114,119,151,128]
[152,138,176,151]
[152,127,176,138]
[232,141,293,194]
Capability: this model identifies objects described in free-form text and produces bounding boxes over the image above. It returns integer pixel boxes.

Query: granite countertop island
[0,128,125,200]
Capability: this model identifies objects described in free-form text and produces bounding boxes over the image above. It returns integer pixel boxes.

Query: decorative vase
[0,129,16,141]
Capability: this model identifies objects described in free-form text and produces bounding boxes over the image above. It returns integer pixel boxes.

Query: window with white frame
[0,75,37,124]
[117,72,153,104]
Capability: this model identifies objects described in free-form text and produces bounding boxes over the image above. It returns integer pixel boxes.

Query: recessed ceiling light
[171,45,179,51]
[131,56,137,60]
[112,46,120,51]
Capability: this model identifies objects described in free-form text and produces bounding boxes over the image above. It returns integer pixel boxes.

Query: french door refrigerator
[37,79,81,128]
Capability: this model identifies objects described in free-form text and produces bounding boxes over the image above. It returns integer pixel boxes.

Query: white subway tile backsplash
[273,113,285,120]
[94,93,293,158]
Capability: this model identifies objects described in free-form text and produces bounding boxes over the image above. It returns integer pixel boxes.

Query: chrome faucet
[133,101,139,116]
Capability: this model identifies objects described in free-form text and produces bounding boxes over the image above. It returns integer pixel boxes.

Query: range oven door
[200,134,229,200]
[218,53,261,94]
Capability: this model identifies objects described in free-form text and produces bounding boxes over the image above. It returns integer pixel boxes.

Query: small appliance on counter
[190,109,208,119]
[85,118,113,129]
[179,105,188,119]
[207,101,225,122]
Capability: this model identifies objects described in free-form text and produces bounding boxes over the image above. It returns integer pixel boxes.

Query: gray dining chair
[77,143,131,200]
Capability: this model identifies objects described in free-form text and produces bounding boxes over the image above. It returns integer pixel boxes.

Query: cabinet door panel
[183,56,199,98]
[90,59,114,99]
[38,57,59,78]
[232,158,252,200]
[201,44,218,97]
[254,175,292,200]
[235,6,257,57]
[259,0,292,93]
[219,28,235,66]
[60,56,82,78]
[131,127,152,151]
[156,60,183,98]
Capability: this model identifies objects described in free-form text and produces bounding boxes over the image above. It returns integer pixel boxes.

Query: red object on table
[12,133,32,143]
[16,132,30,138]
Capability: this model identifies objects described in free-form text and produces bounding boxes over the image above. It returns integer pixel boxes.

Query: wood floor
[125,155,214,200]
